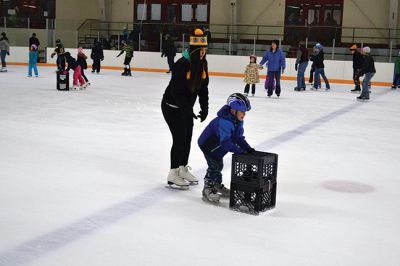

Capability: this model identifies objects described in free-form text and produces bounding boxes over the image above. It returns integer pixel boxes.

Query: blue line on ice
[0,89,390,266]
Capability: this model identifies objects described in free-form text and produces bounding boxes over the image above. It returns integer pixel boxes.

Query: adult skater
[161,29,209,189]
[311,43,330,90]
[350,44,363,92]
[91,40,104,74]
[161,34,176,73]
[117,40,134,76]
[259,39,286,97]
[357,47,375,101]
[0,32,10,72]
[29,33,40,48]
[294,44,309,91]
[51,39,66,71]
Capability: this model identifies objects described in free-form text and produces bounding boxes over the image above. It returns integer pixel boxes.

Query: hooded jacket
[198,105,251,159]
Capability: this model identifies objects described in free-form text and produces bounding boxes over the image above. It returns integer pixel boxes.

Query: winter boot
[214,183,230,198]
[179,165,198,185]
[167,168,189,189]
[202,184,220,203]
[121,68,127,76]
[127,68,132,76]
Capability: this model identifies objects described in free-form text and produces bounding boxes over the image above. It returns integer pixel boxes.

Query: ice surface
[0,66,400,266]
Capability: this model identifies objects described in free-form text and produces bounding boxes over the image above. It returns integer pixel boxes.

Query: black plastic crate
[57,71,69,91]
[229,151,278,215]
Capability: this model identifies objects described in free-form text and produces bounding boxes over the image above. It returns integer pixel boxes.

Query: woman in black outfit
[162,29,209,189]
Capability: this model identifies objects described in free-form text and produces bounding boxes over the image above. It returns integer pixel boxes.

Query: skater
[243,54,261,96]
[392,51,400,89]
[198,93,254,203]
[311,43,330,90]
[77,47,89,85]
[259,39,286,97]
[357,47,375,101]
[350,44,363,92]
[161,28,209,189]
[294,44,309,91]
[29,33,40,48]
[91,40,104,73]
[0,32,10,72]
[117,40,134,76]
[161,34,176,73]
[51,39,66,71]
[27,44,39,77]
[64,52,87,90]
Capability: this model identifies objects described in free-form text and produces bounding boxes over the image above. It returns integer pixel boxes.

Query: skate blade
[202,196,220,205]
[166,182,189,190]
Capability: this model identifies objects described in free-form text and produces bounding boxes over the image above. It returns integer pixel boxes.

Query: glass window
[151,4,161,20]
[196,4,208,22]
[181,4,192,22]
[137,3,147,21]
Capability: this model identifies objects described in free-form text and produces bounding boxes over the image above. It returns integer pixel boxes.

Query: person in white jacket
[0,32,10,72]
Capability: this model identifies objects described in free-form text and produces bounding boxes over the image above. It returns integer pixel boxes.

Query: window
[181,4,193,22]
[151,4,161,20]
[137,3,147,21]
[196,4,208,22]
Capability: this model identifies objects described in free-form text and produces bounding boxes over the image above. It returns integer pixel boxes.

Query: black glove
[161,54,164,58]
[192,112,198,119]
[246,148,256,155]
[7,52,10,55]
[197,110,208,122]
[295,63,298,71]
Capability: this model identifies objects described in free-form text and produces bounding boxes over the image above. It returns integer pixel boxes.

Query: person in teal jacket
[392,51,400,89]
[28,44,39,77]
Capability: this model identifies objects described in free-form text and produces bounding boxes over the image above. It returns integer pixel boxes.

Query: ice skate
[391,85,396,89]
[351,86,361,93]
[0,67,7,72]
[325,87,331,91]
[167,168,189,189]
[244,93,248,96]
[73,85,80,90]
[202,185,220,203]
[179,165,199,185]
[214,183,230,198]
[357,96,369,101]
[251,93,255,97]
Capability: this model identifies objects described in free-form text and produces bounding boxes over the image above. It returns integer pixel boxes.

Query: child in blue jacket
[259,39,286,97]
[198,93,255,203]
[28,44,39,77]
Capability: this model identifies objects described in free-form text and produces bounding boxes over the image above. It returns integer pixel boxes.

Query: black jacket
[360,54,376,75]
[66,56,79,70]
[352,51,363,70]
[77,53,87,69]
[162,56,209,116]
[311,50,325,68]
[162,39,176,57]
[91,43,104,60]
[296,47,309,64]
[29,37,40,47]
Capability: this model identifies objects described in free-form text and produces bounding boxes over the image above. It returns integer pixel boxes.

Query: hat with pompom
[362,46,371,54]
[190,28,208,47]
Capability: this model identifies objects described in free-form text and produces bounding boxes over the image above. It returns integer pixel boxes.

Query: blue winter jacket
[198,105,251,159]
[259,48,286,72]
[29,50,39,64]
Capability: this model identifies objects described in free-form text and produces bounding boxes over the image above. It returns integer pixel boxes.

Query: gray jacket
[0,38,10,52]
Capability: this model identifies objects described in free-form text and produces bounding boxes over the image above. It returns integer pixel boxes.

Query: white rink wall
[7,46,394,83]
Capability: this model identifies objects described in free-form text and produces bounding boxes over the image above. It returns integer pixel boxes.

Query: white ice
[0,66,400,266]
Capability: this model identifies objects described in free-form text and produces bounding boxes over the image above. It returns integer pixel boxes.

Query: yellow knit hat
[190,29,208,47]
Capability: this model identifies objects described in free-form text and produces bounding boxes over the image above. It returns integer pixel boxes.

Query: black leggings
[161,101,194,169]
[81,68,89,82]
[244,84,256,94]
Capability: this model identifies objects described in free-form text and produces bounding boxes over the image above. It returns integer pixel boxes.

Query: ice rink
[1,65,400,266]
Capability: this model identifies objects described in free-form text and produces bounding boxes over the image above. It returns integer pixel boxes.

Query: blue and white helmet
[315,43,323,50]
[226,93,251,112]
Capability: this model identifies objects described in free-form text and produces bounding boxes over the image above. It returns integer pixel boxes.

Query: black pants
[167,56,175,71]
[309,64,315,83]
[81,68,89,82]
[353,68,361,88]
[92,58,101,73]
[244,84,256,94]
[161,100,194,169]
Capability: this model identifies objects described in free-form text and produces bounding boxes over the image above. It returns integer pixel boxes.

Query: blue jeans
[267,71,281,96]
[204,154,223,186]
[1,50,7,66]
[28,63,38,76]
[297,62,308,88]
[361,73,374,98]
[314,68,330,89]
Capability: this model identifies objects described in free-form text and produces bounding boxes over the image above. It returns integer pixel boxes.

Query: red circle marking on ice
[321,180,375,193]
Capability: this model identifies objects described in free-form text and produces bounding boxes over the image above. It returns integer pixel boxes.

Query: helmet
[315,43,323,49]
[226,93,251,112]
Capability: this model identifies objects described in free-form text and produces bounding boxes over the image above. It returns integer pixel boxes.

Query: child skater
[64,52,87,90]
[116,40,134,76]
[243,55,261,97]
[77,47,89,86]
[198,93,255,203]
[28,44,39,77]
